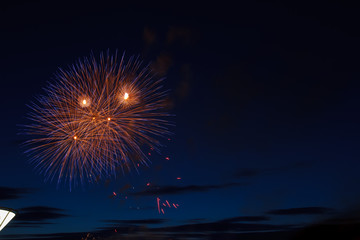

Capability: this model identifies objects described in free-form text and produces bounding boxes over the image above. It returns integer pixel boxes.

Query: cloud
[97,215,292,239]
[234,168,260,178]
[0,186,35,200]
[291,212,360,240]
[0,231,87,240]
[221,216,270,222]
[132,182,246,196]
[102,218,167,225]
[3,215,293,240]
[234,160,314,179]
[8,206,70,228]
[150,221,293,234]
[267,207,334,215]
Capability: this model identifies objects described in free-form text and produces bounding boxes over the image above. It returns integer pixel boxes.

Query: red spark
[168,138,171,141]
[146,182,151,186]
[173,203,177,208]
[161,208,165,214]
[114,229,117,233]
[162,203,166,207]
[113,192,117,196]
[177,177,181,180]
[157,197,161,214]
[165,157,170,160]
[148,152,151,156]
[166,200,171,208]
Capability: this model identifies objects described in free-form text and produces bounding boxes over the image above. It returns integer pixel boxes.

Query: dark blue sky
[1,1,360,239]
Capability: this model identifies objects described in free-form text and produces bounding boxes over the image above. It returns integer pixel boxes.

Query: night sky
[1,1,360,239]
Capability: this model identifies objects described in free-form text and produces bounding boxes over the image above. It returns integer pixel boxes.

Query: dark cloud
[184,218,208,224]
[9,206,70,228]
[0,186,35,200]
[102,218,167,225]
[132,182,246,196]
[4,215,293,240]
[97,215,293,240]
[0,231,88,240]
[151,221,293,233]
[267,207,334,216]
[291,213,360,240]
[221,216,270,222]
[234,160,314,179]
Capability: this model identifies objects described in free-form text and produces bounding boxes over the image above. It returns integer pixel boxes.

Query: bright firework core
[24,52,171,189]
[79,97,90,107]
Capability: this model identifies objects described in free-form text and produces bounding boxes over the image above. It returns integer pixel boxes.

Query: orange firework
[24,52,171,189]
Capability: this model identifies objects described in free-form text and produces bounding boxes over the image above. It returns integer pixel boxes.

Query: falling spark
[157,197,161,214]
[177,177,181,180]
[166,200,171,208]
[165,157,170,161]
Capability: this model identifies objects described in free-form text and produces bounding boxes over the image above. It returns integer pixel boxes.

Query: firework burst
[23,52,171,189]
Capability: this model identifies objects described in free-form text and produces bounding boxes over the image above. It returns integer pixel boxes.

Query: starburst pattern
[24,52,171,189]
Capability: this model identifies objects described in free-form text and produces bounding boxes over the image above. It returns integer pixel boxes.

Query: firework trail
[23,52,171,189]
[156,197,179,214]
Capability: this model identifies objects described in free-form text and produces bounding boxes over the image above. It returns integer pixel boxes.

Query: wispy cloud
[267,207,334,215]
[132,182,247,196]
[8,206,70,228]
[102,218,167,225]
[0,186,35,200]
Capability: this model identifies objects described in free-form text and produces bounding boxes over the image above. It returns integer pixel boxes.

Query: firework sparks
[157,197,161,214]
[157,197,179,214]
[23,52,171,189]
